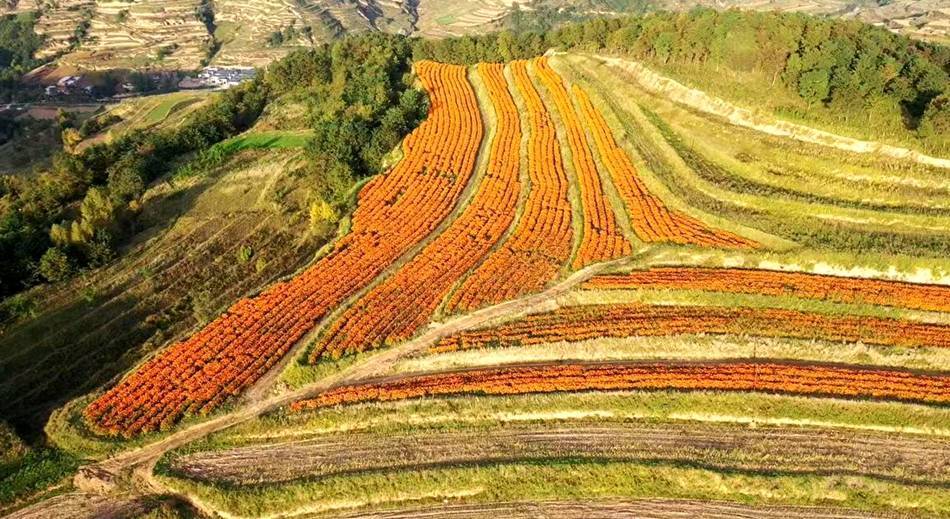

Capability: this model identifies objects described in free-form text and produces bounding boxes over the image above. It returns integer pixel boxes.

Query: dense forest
[0,12,41,88]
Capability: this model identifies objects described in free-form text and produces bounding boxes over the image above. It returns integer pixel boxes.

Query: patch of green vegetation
[219,131,313,152]
[143,95,204,126]
[174,131,314,179]
[0,446,79,507]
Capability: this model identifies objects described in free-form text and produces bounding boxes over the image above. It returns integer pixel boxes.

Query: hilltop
[1,0,948,72]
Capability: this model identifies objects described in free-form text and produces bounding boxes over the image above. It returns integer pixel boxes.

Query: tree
[798,68,831,104]
[918,94,950,151]
[61,128,82,153]
[38,247,74,282]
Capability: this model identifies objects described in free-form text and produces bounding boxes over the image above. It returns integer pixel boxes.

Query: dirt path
[335,499,906,518]
[586,54,950,170]
[170,422,950,486]
[68,255,636,506]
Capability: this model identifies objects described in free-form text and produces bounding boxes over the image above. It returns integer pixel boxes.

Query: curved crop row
[431,303,950,353]
[308,63,521,362]
[446,60,574,313]
[292,361,950,411]
[573,86,757,249]
[584,267,950,313]
[84,62,484,437]
[534,57,631,268]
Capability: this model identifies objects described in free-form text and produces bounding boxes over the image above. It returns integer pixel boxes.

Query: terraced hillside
[0,49,939,518]
[5,0,948,70]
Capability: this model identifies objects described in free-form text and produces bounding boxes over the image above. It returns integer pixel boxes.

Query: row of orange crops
[584,267,950,313]
[292,361,950,410]
[307,63,522,362]
[431,303,950,353]
[573,87,757,249]
[534,58,631,268]
[84,62,485,436]
[446,60,574,313]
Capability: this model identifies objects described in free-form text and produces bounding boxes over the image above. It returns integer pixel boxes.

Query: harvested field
[171,422,950,485]
[4,492,145,519]
[334,499,910,519]
[584,267,950,313]
[430,303,950,353]
[292,360,950,410]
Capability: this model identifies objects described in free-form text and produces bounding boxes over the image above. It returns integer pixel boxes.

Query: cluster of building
[38,66,257,101]
[178,67,257,90]
[44,75,94,97]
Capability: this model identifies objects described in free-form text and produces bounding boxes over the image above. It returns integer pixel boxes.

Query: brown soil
[334,499,908,519]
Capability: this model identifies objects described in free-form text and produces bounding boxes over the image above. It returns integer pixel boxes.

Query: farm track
[170,422,950,486]
[335,499,907,519]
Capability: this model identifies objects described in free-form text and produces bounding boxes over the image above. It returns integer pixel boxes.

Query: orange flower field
[534,57,631,268]
[446,60,574,313]
[84,62,484,436]
[431,303,950,353]
[584,267,950,313]
[80,59,950,439]
[573,87,757,249]
[308,63,521,361]
[292,361,950,411]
